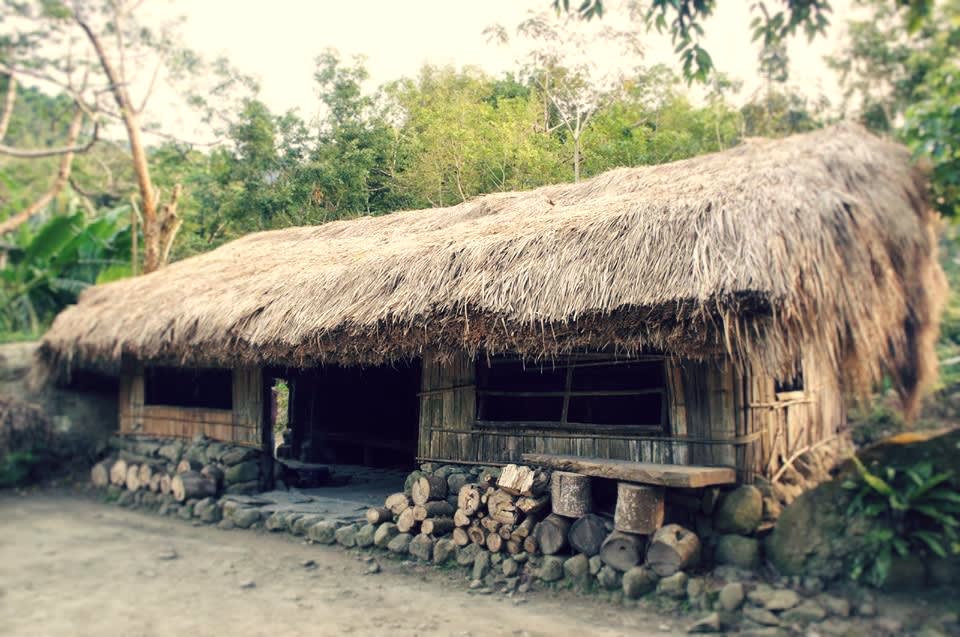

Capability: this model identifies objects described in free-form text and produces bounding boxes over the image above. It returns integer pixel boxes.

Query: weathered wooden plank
[521,453,736,488]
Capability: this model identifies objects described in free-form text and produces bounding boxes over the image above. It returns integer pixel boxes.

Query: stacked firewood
[366,465,553,555]
[449,465,550,554]
[91,455,221,502]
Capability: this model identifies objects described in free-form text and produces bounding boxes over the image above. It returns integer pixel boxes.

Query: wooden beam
[521,453,735,488]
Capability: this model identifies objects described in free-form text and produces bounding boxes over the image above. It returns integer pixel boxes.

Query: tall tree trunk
[75,12,180,274]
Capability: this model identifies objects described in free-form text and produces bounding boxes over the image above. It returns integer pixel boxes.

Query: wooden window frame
[474,355,669,435]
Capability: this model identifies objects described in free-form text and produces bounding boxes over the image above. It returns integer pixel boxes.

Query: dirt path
[0,492,686,637]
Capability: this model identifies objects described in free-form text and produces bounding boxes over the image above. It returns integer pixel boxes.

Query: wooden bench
[521,453,736,489]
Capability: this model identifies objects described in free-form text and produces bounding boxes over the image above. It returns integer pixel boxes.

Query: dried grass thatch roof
[39,123,946,413]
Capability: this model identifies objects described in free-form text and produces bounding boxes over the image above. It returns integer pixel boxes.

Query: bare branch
[0,122,99,158]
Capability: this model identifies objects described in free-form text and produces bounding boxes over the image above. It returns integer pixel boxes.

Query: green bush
[844,456,960,587]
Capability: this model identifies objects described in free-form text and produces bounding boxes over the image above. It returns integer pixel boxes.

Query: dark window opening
[288,361,421,470]
[63,369,118,394]
[144,367,233,410]
[476,356,667,431]
[775,367,804,393]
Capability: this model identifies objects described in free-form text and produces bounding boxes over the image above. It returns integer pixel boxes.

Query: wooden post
[551,471,592,517]
[614,483,665,534]
[260,368,276,492]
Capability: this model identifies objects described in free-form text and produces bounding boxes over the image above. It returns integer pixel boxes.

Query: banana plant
[0,202,132,334]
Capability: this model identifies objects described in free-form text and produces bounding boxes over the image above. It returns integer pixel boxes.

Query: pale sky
[158,0,853,126]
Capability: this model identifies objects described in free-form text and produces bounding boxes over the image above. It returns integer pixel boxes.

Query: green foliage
[843,456,960,587]
[0,204,130,332]
[0,449,38,488]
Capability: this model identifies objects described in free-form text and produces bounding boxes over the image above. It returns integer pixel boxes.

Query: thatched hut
[38,124,945,484]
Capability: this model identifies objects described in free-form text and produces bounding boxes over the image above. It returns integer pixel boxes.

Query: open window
[144,367,233,410]
[475,355,668,433]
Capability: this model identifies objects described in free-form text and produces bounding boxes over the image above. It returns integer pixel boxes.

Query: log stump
[614,483,665,534]
[411,475,448,505]
[125,464,141,491]
[599,530,646,572]
[201,464,225,490]
[422,518,455,536]
[160,474,173,495]
[486,489,518,525]
[452,527,470,546]
[171,471,216,502]
[176,459,202,474]
[646,524,701,577]
[109,459,128,486]
[533,513,572,555]
[366,507,393,525]
[457,484,482,516]
[486,532,503,553]
[568,513,610,557]
[412,501,454,521]
[396,507,418,533]
[497,464,549,496]
[91,460,114,488]
[453,509,472,527]
[468,523,486,545]
[551,471,592,517]
[385,492,411,515]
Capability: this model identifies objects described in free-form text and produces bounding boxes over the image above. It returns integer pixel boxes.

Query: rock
[265,511,287,532]
[447,472,468,496]
[335,523,359,548]
[764,589,800,612]
[715,486,763,535]
[238,579,256,589]
[387,532,413,555]
[597,566,621,590]
[589,555,603,575]
[744,606,781,626]
[473,551,491,580]
[355,523,376,548]
[366,561,381,575]
[882,555,927,591]
[502,557,519,577]
[490,552,502,566]
[221,447,257,466]
[719,582,745,611]
[225,460,259,485]
[739,628,788,637]
[409,534,434,561]
[780,600,826,624]
[156,548,178,561]
[194,498,221,524]
[856,601,876,617]
[656,571,688,599]
[686,577,705,600]
[374,522,399,548]
[225,480,259,495]
[762,496,782,520]
[687,612,722,634]
[715,535,761,570]
[308,520,340,545]
[622,566,657,599]
[873,617,903,634]
[929,556,960,586]
[538,556,564,582]
[563,554,590,579]
[178,504,194,520]
[292,514,323,536]
[231,508,262,529]
[117,491,135,507]
[818,594,851,617]
[456,543,481,566]
[302,559,316,568]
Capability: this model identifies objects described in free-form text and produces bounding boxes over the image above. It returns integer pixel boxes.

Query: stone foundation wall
[0,341,117,462]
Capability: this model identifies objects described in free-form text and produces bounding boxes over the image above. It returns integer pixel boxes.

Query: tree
[0,0,254,271]
[829,0,959,217]
[487,10,644,181]
[553,0,834,82]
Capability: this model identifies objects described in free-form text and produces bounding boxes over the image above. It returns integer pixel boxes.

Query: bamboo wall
[417,352,846,481]
[118,365,262,447]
